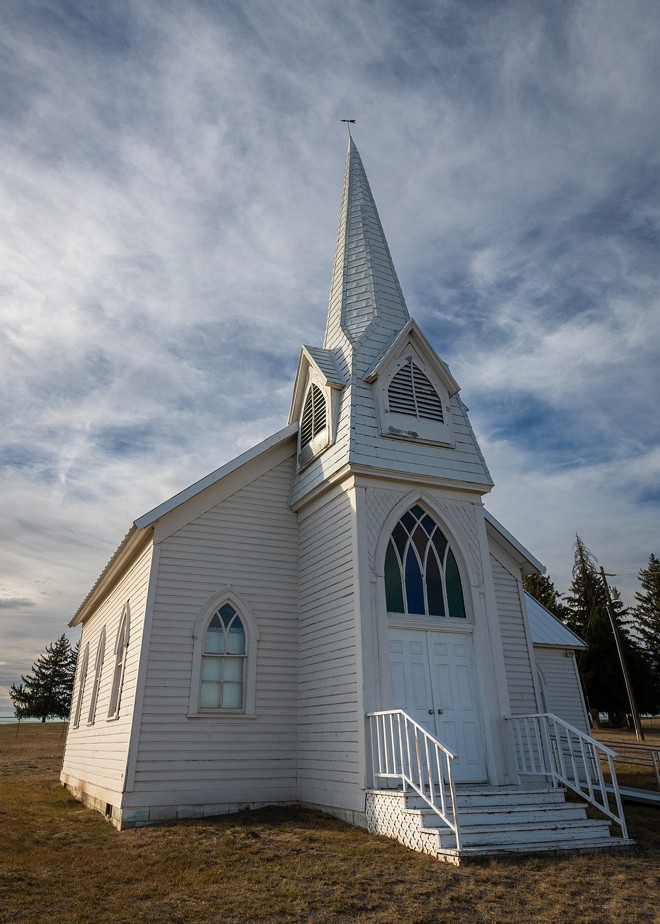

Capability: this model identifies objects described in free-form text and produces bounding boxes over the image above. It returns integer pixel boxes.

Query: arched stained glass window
[384,505,466,618]
[200,603,246,710]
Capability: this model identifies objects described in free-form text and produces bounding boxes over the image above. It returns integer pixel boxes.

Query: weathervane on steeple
[341,119,356,137]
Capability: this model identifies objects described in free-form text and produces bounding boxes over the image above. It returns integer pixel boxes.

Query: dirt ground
[1,723,659,924]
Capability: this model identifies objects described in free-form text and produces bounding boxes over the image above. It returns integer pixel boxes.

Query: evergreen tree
[565,537,658,721]
[523,572,569,620]
[9,634,77,722]
[631,554,660,679]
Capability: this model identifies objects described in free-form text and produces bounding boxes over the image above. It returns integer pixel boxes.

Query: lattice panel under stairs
[366,787,633,864]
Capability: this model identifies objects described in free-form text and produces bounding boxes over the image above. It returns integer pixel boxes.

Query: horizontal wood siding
[534,648,589,733]
[132,455,299,808]
[297,486,361,809]
[490,554,538,716]
[61,542,153,797]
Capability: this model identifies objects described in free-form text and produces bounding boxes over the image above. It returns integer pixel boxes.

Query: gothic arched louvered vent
[300,383,327,448]
[388,358,444,423]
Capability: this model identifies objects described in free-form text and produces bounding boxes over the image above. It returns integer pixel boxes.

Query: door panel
[388,628,487,783]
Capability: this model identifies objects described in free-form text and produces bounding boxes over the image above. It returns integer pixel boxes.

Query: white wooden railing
[367,709,461,849]
[506,713,628,838]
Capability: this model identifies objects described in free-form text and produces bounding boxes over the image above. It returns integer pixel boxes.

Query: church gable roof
[362,318,461,398]
[323,138,409,350]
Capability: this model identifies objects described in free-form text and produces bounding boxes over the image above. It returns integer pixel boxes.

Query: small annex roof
[484,509,545,576]
[525,592,587,649]
[71,422,298,627]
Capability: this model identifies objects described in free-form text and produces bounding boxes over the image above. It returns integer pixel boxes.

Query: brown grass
[1,725,660,924]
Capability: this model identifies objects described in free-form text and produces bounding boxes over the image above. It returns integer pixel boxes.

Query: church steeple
[323,138,410,350]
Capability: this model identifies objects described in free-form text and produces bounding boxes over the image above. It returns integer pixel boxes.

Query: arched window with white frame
[72,643,89,728]
[108,604,129,719]
[87,627,106,725]
[384,504,467,619]
[189,590,259,718]
[200,603,247,710]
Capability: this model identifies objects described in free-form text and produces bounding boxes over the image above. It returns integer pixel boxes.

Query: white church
[61,139,631,861]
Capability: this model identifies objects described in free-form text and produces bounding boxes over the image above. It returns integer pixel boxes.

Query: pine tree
[9,634,78,722]
[523,572,568,620]
[631,554,660,678]
[565,537,658,721]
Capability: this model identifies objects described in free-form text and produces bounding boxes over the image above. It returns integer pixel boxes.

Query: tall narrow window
[200,603,247,710]
[108,605,129,719]
[388,359,444,422]
[384,505,466,618]
[72,643,89,728]
[300,383,327,447]
[87,628,106,725]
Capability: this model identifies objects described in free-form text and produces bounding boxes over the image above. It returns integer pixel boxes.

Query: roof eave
[484,510,545,576]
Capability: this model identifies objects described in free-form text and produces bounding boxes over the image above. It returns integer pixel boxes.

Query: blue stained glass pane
[421,514,436,536]
[446,549,466,618]
[405,548,425,615]
[426,548,446,617]
[385,541,404,612]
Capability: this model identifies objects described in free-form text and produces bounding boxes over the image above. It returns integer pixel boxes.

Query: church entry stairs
[366,710,634,864]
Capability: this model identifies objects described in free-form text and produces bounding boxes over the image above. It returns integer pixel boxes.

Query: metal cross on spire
[341,119,356,136]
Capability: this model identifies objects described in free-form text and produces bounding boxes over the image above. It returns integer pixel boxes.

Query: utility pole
[600,567,645,742]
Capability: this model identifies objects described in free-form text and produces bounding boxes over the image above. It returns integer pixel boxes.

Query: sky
[1,0,659,715]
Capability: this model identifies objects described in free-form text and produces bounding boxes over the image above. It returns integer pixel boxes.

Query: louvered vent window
[300,383,327,447]
[388,359,444,423]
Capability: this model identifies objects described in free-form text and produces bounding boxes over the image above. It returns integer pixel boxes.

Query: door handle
[437,709,444,715]
[428,709,434,715]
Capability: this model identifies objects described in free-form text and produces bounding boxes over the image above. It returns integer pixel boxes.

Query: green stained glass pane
[410,504,425,519]
[385,541,404,613]
[446,549,466,618]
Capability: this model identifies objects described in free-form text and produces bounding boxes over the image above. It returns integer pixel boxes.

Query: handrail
[367,709,461,849]
[596,739,660,790]
[505,713,628,838]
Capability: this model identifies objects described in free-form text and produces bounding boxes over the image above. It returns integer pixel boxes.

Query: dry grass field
[1,724,660,924]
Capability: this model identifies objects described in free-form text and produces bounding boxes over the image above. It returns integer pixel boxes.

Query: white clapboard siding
[297,484,362,811]
[129,455,299,811]
[490,554,538,715]
[534,647,589,733]
[61,541,153,807]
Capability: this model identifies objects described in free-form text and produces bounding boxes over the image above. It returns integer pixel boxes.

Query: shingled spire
[323,138,410,350]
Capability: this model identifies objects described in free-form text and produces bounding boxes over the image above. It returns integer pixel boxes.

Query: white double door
[388,627,488,783]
